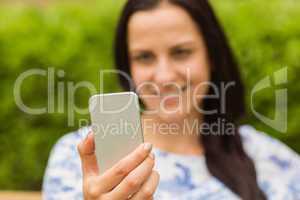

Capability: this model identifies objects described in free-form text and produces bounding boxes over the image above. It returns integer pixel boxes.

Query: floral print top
[42,125,300,200]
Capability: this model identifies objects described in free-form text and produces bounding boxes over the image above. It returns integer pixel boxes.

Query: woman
[43,0,300,199]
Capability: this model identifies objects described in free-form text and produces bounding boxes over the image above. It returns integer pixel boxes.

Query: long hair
[113,0,266,199]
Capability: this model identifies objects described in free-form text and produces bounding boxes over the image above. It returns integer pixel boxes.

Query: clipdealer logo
[250,67,288,133]
[13,67,288,133]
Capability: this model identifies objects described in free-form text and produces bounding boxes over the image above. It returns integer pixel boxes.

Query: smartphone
[89,92,144,174]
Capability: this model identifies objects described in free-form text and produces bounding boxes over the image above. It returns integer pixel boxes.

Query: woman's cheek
[190,72,210,105]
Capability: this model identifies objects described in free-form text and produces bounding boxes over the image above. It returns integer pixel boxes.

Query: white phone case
[89,92,144,174]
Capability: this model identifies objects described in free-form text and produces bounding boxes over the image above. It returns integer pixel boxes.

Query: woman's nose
[153,58,178,85]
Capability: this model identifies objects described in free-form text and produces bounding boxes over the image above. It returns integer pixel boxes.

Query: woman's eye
[133,53,154,63]
[172,49,192,59]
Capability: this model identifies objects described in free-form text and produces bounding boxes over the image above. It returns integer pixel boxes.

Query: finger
[105,153,155,200]
[77,131,99,176]
[130,170,160,200]
[93,142,153,193]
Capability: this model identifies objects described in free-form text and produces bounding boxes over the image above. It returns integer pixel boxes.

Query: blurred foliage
[212,0,300,149]
[0,0,299,190]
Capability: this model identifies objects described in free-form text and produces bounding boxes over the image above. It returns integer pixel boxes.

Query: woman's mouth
[160,85,189,106]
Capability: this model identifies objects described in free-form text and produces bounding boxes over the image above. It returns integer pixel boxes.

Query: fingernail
[85,131,92,141]
[149,152,155,160]
[143,143,153,152]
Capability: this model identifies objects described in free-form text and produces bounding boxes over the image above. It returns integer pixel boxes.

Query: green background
[0,0,299,190]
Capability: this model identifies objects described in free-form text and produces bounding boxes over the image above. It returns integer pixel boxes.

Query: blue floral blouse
[42,125,300,199]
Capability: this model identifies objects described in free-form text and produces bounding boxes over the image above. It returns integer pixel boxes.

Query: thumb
[77,131,99,176]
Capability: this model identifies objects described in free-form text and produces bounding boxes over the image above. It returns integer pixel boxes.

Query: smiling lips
[159,85,189,106]
[149,84,188,96]
[141,84,190,106]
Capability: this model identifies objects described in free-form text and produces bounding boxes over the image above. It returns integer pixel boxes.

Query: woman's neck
[141,112,204,156]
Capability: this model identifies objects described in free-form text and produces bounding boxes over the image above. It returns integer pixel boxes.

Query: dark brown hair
[114,0,266,199]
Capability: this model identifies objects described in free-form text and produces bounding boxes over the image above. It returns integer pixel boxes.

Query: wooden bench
[0,191,41,200]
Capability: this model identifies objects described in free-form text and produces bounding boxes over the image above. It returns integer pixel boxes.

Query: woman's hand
[77,131,160,200]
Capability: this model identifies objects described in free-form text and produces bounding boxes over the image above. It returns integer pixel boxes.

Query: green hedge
[0,0,299,190]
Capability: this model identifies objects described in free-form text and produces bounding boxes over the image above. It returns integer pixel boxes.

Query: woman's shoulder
[47,126,92,164]
[238,125,280,148]
[238,126,300,199]
[238,124,300,167]
[238,125,293,151]
[42,127,91,198]
[54,126,91,148]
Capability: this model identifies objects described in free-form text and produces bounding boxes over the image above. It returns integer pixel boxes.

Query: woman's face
[128,2,211,123]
